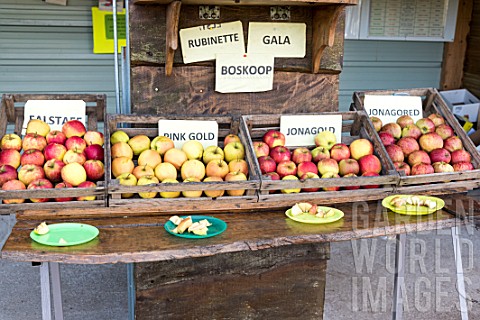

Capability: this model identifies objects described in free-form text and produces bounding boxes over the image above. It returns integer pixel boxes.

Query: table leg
[50,262,64,320]
[392,233,406,320]
[451,226,469,320]
[40,262,52,320]
[127,263,135,320]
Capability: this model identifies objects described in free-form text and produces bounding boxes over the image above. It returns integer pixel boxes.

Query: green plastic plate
[164,215,227,239]
[382,195,445,215]
[285,207,344,224]
[30,223,99,247]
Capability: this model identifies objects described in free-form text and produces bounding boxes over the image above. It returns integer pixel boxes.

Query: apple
[263,172,280,194]
[451,149,472,164]
[45,130,67,145]
[321,172,340,191]
[358,154,382,174]
[292,147,312,164]
[65,136,87,152]
[128,134,151,156]
[61,162,87,186]
[311,146,330,162]
[224,171,247,196]
[84,159,105,181]
[280,175,301,194]
[0,164,17,187]
[205,159,229,179]
[110,130,130,144]
[407,150,431,166]
[22,133,47,151]
[1,133,22,151]
[228,159,248,176]
[381,123,402,139]
[224,134,241,146]
[138,149,161,168]
[342,173,360,190]
[203,146,224,164]
[203,176,225,198]
[75,181,97,201]
[111,142,133,159]
[258,155,276,174]
[416,118,436,134]
[433,162,454,173]
[314,131,337,150]
[62,119,86,138]
[21,149,45,167]
[150,136,174,155]
[385,144,404,163]
[2,179,26,204]
[182,177,203,198]
[84,144,104,161]
[54,182,74,202]
[396,115,414,128]
[429,148,451,164]
[401,124,422,140]
[297,161,318,178]
[378,132,395,146]
[26,119,50,137]
[411,163,434,175]
[361,172,380,189]
[111,156,134,178]
[427,113,445,127]
[370,117,383,132]
[394,162,411,176]
[443,136,463,153]
[224,142,245,162]
[160,178,181,199]
[83,131,104,146]
[163,148,188,170]
[453,162,474,171]
[116,173,138,199]
[276,160,297,178]
[252,142,270,158]
[419,133,443,153]
[43,143,67,161]
[269,146,291,163]
[44,159,65,183]
[63,149,86,165]
[435,124,454,140]
[330,143,350,162]
[181,159,206,180]
[154,162,177,182]
[18,164,44,186]
[317,158,339,176]
[0,149,21,169]
[396,137,419,157]
[338,158,359,176]
[182,140,204,160]
[137,175,160,199]
[27,178,53,203]
[349,139,374,160]
[262,130,285,148]
[300,172,320,192]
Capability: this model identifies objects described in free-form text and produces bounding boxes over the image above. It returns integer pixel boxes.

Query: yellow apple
[154,162,177,182]
[110,130,129,144]
[224,171,247,196]
[26,119,50,137]
[111,156,134,178]
[137,175,159,199]
[138,149,162,168]
[281,175,301,194]
[228,159,248,176]
[206,159,229,179]
[61,162,87,187]
[111,142,133,159]
[202,145,224,164]
[203,176,224,198]
[150,136,174,155]
[224,142,245,162]
[160,178,180,198]
[132,165,155,180]
[163,148,187,170]
[182,140,204,160]
[180,159,205,180]
[116,173,137,198]
[128,135,150,156]
[182,177,203,198]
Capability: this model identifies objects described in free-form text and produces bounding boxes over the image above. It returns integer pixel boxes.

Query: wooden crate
[0,94,107,214]
[352,88,480,195]
[106,114,260,213]
[241,111,398,205]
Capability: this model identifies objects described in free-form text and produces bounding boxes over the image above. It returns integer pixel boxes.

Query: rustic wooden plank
[134,0,357,4]
[165,1,182,76]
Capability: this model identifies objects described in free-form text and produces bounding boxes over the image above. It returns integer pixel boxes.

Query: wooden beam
[165,1,182,76]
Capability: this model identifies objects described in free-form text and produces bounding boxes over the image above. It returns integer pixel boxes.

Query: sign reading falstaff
[215,53,275,93]
[179,21,245,64]
[247,22,306,58]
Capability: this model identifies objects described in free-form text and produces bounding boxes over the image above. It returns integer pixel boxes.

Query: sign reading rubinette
[363,95,423,124]
[280,115,343,147]
[158,120,219,149]
[179,21,245,64]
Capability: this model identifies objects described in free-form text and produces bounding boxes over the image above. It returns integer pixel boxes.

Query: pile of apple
[110,131,249,199]
[371,113,475,175]
[253,129,383,193]
[0,119,104,203]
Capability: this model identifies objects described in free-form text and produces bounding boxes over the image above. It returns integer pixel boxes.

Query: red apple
[429,148,451,164]
[83,131,104,146]
[342,173,361,190]
[358,154,382,174]
[453,162,474,172]
[44,159,65,183]
[300,172,320,192]
[1,133,22,151]
[27,178,53,203]
[262,130,285,148]
[18,164,44,186]
[433,162,454,173]
[252,141,270,158]
[2,179,26,204]
[0,149,21,169]
[451,149,472,164]
[84,144,105,161]
[435,124,454,140]
[330,143,350,162]
[63,149,86,165]
[258,156,276,174]
[54,182,74,202]
[317,158,339,176]
[292,147,312,164]
[443,136,463,153]
[349,139,374,160]
[43,143,67,161]
[416,118,436,134]
[62,119,86,138]
[385,144,404,163]
[46,130,67,145]
[338,159,359,176]
[361,172,380,189]
[311,146,330,162]
[65,136,87,152]
[0,164,17,187]
[379,132,395,146]
[22,133,47,151]
[427,113,445,127]
[83,160,105,181]
[401,124,422,140]
[370,117,383,132]
[396,115,414,128]
[411,163,434,175]
[394,161,411,176]
[223,134,241,146]
[297,161,318,178]
[20,149,45,167]
[269,146,291,163]
[407,150,431,166]
[262,172,280,193]
[418,132,443,153]
[276,160,297,178]
[380,123,402,139]
[76,181,97,201]
[396,137,419,157]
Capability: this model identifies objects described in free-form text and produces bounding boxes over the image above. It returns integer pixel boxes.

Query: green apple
[203,146,224,164]
[116,173,137,198]
[110,130,129,145]
[314,131,337,150]
[128,135,151,156]
[224,142,245,162]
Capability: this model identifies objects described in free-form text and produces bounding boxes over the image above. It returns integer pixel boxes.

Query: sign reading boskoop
[280,115,342,147]
[364,95,423,124]
[158,120,218,149]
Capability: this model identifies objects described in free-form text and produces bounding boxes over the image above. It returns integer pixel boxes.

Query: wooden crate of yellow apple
[241,111,399,206]
[352,88,480,195]
[0,94,107,214]
[105,114,260,213]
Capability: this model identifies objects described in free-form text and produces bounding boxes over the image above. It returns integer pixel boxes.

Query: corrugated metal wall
[463,0,480,98]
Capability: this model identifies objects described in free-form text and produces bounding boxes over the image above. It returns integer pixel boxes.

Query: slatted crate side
[105,114,260,210]
[0,94,108,214]
[241,112,398,204]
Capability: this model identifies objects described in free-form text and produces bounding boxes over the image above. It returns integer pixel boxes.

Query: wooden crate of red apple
[106,114,260,213]
[0,94,107,214]
[352,88,480,195]
[241,111,399,205]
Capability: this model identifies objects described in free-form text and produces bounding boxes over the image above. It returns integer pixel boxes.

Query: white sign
[280,115,343,147]
[364,95,423,124]
[247,22,306,58]
[22,100,86,135]
[179,21,245,64]
[158,120,219,149]
[215,53,274,93]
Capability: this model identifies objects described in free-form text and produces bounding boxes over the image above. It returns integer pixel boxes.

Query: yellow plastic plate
[382,195,445,215]
[285,207,344,224]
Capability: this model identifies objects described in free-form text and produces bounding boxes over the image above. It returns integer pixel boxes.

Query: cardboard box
[440,89,480,126]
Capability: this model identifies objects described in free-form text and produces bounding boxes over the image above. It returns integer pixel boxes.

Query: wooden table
[1,195,477,320]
